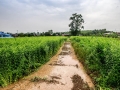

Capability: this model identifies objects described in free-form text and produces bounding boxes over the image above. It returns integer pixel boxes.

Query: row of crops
[0,36,67,87]
[70,36,120,90]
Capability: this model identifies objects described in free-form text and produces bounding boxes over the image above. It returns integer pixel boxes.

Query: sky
[0,0,120,33]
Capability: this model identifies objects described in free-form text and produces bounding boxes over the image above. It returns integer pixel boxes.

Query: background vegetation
[69,13,84,36]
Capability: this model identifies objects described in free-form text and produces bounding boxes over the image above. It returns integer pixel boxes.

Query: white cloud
[0,0,120,33]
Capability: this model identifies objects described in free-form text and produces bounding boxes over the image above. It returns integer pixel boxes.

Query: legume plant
[70,36,120,90]
[0,36,67,87]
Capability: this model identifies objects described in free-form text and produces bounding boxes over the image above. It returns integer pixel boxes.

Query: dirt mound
[71,74,90,90]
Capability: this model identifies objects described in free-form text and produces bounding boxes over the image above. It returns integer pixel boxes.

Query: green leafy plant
[70,36,120,89]
[0,36,67,87]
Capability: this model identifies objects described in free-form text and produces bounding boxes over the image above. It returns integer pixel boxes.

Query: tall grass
[70,36,120,89]
[0,36,67,87]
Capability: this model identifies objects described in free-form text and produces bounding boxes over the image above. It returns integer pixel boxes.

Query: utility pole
[37,30,39,36]
[16,30,18,37]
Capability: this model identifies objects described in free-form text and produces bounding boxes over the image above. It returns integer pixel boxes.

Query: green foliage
[105,33,118,38]
[69,13,84,36]
[0,36,67,87]
[70,36,120,89]
[81,29,107,36]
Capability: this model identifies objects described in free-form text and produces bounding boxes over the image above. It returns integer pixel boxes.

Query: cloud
[0,0,120,33]
[80,0,120,31]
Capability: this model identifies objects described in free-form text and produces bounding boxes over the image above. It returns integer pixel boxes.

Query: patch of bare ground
[71,74,90,90]
[30,76,60,84]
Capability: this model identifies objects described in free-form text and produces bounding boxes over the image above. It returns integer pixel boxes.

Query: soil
[71,74,90,90]
[0,42,95,90]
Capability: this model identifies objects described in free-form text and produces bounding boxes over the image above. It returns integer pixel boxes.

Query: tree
[48,30,53,35]
[69,13,84,36]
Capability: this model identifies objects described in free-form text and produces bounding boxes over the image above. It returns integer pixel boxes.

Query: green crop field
[70,36,120,90]
[0,36,67,87]
[1,36,120,89]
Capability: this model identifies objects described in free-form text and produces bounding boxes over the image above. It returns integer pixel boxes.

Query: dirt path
[1,42,95,90]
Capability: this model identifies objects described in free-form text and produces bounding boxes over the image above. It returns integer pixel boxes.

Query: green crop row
[70,36,120,90]
[0,36,67,87]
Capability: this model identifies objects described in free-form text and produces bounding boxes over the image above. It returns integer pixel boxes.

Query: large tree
[69,13,84,36]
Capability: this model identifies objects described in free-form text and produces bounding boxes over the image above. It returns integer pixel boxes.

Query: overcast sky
[0,0,120,33]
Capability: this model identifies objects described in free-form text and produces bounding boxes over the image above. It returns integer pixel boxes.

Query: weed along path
[1,42,95,90]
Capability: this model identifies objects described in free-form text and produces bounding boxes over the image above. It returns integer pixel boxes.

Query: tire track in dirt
[1,42,95,90]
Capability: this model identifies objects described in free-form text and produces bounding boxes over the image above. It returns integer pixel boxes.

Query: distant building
[61,32,70,36]
[0,31,13,38]
[117,32,120,36]
[104,32,113,35]
[62,33,70,36]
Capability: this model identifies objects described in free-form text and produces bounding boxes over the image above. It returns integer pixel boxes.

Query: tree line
[9,30,70,37]
[5,13,119,37]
